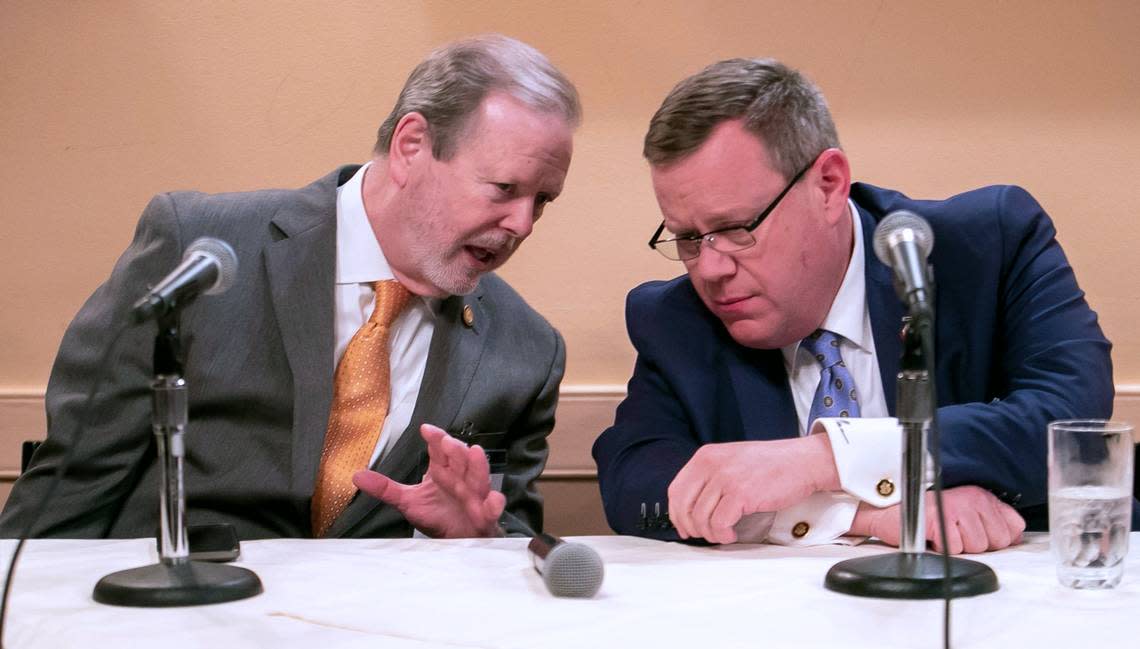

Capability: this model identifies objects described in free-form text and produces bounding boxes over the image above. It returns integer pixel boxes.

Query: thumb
[353,470,410,507]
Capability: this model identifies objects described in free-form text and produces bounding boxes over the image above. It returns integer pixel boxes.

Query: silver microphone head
[186,237,239,295]
[543,542,604,598]
[872,210,934,267]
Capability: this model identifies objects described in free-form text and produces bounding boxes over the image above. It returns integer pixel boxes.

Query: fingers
[975,496,1013,551]
[980,492,1026,549]
[422,423,468,493]
[666,465,704,541]
[927,486,1029,554]
[423,424,492,498]
[483,489,506,526]
[420,423,501,534]
[927,493,964,554]
[464,443,492,499]
[454,446,494,525]
[929,516,964,554]
[669,447,740,542]
[422,424,452,477]
[688,480,724,543]
[708,494,744,544]
[440,433,472,486]
[670,469,745,544]
[1002,503,1026,545]
[956,509,989,554]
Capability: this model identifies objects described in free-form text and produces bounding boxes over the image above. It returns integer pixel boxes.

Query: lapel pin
[462,304,475,328]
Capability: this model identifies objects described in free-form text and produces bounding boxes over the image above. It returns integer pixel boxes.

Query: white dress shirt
[334,163,437,467]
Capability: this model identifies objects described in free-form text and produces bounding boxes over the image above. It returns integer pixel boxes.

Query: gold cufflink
[462,304,475,327]
[792,521,810,538]
[876,479,895,497]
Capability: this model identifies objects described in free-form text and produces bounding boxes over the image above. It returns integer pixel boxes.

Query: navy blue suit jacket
[593,183,1137,538]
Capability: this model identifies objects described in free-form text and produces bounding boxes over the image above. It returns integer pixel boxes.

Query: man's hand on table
[666,434,840,544]
[850,485,1026,553]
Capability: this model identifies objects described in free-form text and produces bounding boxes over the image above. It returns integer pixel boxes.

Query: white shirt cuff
[767,491,861,546]
[814,417,903,508]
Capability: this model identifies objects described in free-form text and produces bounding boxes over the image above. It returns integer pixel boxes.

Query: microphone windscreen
[542,542,604,598]
[872,210,934,267]
[186,237,238,295]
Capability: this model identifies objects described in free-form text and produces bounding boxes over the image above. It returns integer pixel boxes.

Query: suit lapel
[859,203,906,415]
[328,286,490,537]
[404,289,490,447]
[727,344,799,440]
[264,169,347,495]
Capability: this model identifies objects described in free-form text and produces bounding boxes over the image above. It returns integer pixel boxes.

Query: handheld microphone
[528,533,604,598]
[131,237,238,322]
[872,211,935,318]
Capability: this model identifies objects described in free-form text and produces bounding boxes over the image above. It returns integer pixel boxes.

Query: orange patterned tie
[311,279,413,537]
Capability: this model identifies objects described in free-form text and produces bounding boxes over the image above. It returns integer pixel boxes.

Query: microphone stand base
[93,561,262,607]
[824,551,997,599]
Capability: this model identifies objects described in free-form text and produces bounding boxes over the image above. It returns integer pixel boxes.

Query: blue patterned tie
[802,329,860,432]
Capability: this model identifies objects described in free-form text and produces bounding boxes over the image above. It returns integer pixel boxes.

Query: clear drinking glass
[1048,419,1134,589]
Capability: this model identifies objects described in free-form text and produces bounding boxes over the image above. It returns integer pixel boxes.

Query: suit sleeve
[593,294,699,540]
[497,328,566,537]
[937,186,1113,510]
[0,195,185,538]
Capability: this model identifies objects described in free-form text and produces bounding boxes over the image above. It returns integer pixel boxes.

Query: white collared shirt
[334,163,437,467]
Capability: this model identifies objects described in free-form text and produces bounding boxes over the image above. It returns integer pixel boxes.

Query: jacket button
[792,521,810,538]
[876,479,895,497]
[462,304,475,327]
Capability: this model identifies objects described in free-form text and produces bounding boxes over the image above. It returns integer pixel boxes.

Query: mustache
[466,232,518,255]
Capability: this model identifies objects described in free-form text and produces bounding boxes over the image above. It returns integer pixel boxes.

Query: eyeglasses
[647,159,815,261]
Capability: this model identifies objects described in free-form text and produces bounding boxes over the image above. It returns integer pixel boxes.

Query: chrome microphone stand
[897,321,932,556]
[93,312,262,607]
[823,313,998,599]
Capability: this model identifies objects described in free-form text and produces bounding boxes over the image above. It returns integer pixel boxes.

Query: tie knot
[801,329,845,369]
[369,280,413,328]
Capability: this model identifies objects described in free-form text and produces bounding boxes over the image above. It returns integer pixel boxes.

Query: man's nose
[689,244,735,281]
[500,199,535,240]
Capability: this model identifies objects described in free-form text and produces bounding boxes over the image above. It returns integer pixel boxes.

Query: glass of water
[1048,419,1134,589]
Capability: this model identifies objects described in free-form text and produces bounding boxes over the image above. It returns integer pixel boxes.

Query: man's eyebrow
[707,214,750,230]
[669,214,749,237]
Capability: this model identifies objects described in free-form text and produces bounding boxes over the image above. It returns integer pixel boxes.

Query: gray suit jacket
[0,166,565,539]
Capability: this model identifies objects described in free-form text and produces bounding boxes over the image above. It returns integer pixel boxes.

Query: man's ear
[813,148,851,224]
[387,112,432,188]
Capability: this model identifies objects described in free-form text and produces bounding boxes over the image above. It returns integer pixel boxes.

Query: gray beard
[408,242,481,296]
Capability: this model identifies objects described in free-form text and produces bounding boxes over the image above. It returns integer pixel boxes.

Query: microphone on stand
[94,237,262,607]
[824,211,998,601]
[528,534,604,598]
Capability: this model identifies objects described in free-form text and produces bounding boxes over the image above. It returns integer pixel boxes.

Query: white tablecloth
[2,533,1137,648]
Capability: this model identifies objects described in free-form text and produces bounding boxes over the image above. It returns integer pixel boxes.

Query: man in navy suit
[593,58,1126,553]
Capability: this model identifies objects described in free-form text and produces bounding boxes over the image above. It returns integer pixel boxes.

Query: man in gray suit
[0,35,579,540]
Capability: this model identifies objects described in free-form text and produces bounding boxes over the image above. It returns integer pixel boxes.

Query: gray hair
[643,58,839,179]
[374,35,581,160]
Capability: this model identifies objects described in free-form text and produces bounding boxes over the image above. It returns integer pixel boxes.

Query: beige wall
[2,2,1138,532]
